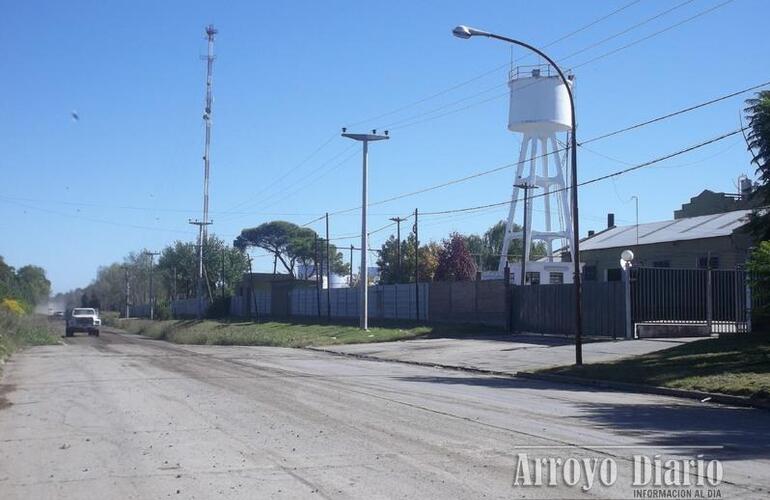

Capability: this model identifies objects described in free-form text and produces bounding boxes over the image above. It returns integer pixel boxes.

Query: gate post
[504,264,512,333]
[706,253,713,334]
[623,266,633,339]
[746,275,752,333]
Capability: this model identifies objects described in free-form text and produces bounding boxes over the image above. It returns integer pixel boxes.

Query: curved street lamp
[452,25,584,365]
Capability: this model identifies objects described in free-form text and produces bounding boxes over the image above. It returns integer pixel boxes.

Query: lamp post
[453,25,584,364]
[341,128,390,330]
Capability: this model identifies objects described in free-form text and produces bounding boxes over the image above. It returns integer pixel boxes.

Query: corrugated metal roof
[580,209,751,251]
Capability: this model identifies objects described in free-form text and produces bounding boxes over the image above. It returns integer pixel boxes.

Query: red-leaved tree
[434,233,477,281]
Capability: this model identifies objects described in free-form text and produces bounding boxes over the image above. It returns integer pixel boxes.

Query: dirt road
[1,330,768,499]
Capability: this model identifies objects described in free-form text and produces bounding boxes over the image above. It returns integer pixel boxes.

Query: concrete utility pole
[325,213,331,321]
[413,208,419,321]
[220,248,226,300]
[514,181,539,285]
[201,24,217,242]
[349,245,354,287]
[341,128,390,330]
[315,236,321,317]
[389,216,407,283]
[189,219,213,319]
[143,251,160,320]
[246,254,258,321]
[124,267,131,319]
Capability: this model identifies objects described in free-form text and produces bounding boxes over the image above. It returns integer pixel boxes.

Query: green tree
[235,221,347,278]
[465,220,547,272]
[747,240,770,326]
[745,90,770,240]
[14,265,50,306]
[376,234,440,284]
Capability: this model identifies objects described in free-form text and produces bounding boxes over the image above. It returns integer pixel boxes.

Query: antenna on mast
[201,24,217,242]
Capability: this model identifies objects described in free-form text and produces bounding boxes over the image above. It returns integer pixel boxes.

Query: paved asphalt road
[1,331,769,499]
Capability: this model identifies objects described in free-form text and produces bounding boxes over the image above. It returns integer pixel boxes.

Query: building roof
[580,209,751,251]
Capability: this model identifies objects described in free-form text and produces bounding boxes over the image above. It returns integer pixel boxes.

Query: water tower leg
[551,135,575,257]
[499,135,531,274]
[541,136,553,261]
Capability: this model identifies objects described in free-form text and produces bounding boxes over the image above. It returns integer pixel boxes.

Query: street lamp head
[452,25,488,39]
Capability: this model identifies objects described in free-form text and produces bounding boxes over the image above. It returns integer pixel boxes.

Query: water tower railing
[508,64,574,82]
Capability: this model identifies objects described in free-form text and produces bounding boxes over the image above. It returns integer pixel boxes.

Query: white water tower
[498,66,576,281]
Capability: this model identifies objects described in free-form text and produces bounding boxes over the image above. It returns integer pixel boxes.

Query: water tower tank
[508,68,573,134]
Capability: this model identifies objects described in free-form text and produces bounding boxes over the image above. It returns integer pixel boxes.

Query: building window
[583,266,597,281]
[652,260,670,268]
[525,272,540,285]
[697,256,720,269]
[606,268,622,282]
[549,272,564,284]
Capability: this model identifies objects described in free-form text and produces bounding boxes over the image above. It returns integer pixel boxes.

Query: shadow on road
[572,401,770,460]
[395,374,770,460]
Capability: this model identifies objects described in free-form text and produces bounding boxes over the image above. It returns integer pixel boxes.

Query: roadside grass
[117,318,497,348]
[0,312,61,364]
[542,331,770,400]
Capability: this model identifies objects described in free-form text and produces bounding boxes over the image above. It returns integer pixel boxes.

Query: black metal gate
[630,266,750,334]
[511,281,625,338]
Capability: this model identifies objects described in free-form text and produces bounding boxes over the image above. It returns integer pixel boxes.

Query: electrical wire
[313,81,767,221]
[419,127,744,217]
[385,0,736,131]
[345,0,643,128]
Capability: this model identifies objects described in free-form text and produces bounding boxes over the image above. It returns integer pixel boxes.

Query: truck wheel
[65,328,74,337]
[93,330,100,337]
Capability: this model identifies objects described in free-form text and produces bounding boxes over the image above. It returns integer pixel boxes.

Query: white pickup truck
[66,308,101,337]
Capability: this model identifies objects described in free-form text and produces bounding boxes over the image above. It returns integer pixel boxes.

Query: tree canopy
[435,233,477,281]
[745,90,770,240]
[235,221,348,278]
[0,256,51,308]
[376,233,440,284]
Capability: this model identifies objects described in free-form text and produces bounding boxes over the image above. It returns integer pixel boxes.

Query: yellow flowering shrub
[1,298,26,316]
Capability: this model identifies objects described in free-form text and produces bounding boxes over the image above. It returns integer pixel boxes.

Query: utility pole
[389,216,407,283]
[325,213,331,321]
[221,247,226,299]
[413,208,419,321]
[514,181,539,286]
[314,236,321,317]
[201,25,217,243]
[349,245,354,287]
[172,266,177,301]
[247,254,258,321]
[143,251,160,320]
[124,267,130,319]
[341,128,390,330]
[189,219,213,319]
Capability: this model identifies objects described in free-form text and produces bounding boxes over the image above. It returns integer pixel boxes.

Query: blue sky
[2,0,767,292]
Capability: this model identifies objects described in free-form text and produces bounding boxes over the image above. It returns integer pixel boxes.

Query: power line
[571,0,736,70]
[557,0,697,63]
[345,0,643,129]
[0,197,196,236]
[218,143,358,221]
[316,81,767,219]
[220,132,340,214]
[581,80,769,145]
[420,128,744,217]
[384,0,736,131]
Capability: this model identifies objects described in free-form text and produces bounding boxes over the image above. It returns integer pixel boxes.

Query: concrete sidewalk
[312,334,703,374]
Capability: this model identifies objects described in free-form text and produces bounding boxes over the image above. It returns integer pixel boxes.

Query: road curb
[516,372,770,411]
[306,347,770,411]
[304,346,520,378]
